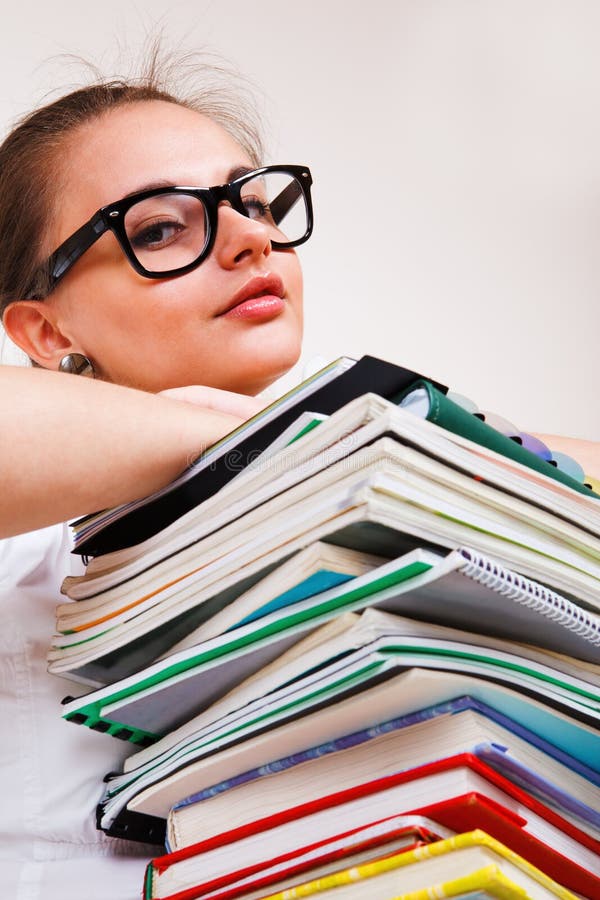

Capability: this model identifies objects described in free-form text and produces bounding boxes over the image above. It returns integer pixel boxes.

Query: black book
[75,356,444,557]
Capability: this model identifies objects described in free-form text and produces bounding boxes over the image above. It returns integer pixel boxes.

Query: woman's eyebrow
[226,165,253,182]
[120,166,255,200]
[120,178,179,199]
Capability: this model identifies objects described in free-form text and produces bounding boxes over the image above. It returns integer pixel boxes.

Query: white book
[50,445,600,682]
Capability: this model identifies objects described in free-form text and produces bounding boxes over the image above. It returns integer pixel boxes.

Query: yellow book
[257,830,577,900]
[391,864,530,899]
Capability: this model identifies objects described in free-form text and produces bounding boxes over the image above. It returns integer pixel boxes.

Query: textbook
[144,818,449,900]
[67,390,600,609]
[97,668,600,842]
[50,418,600,682]
[115,601,600,771]
[144,795,599,900]
[136,755,598,897]
[50,394,600,687]
[160,704,600,849]
[73,356,446,555]
[238,830,578,900]
[92,616,600,837]
[55,543,386,643]
[63,394,600,610]
[63,616,600,779]
[72,355,598,558]
[122,696,600,824]
[58,559,600,740]
[47,357,600,900]
[118,652,600,783]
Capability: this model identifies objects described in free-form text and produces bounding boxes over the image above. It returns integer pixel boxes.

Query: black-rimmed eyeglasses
[27,164,314,298]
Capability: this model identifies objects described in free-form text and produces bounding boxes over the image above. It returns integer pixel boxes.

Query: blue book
[168,693,600,850]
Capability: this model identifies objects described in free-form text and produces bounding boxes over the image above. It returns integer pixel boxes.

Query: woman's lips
[218,274,286,321]
[221,294,286,320]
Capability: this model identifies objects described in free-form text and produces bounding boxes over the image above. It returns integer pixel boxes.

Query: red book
[146,821,443,900]
[144,753,599,900]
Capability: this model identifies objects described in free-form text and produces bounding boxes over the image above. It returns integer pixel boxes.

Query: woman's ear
[2,300,73,369]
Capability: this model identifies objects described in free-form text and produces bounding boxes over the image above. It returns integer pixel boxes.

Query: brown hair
[0,49,265,314]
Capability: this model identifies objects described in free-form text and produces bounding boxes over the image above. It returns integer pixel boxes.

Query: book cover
[145,821,445,900]
[161,829,578,900]
[76,356,440,555]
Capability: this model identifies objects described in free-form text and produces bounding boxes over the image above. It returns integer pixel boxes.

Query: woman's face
[38,100,304,394]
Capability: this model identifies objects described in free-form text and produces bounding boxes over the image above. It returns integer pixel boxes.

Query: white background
[1,0,599,438]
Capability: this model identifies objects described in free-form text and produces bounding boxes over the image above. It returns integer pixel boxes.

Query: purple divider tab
[516,432,553,461]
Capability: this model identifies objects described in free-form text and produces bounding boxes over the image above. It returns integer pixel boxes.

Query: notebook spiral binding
[458,547,600,644]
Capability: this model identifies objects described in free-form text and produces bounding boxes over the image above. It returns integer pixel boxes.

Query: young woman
[0,67,311,899]
[0,60,597,900]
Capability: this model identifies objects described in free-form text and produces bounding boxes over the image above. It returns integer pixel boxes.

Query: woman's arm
[0,367,255,538]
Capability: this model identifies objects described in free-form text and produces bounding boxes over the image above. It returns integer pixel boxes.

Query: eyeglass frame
[26,164,314,299]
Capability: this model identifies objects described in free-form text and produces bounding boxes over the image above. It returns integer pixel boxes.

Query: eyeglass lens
[123,170,308,274]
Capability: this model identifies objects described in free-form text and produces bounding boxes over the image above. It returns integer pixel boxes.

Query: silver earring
[58,353,95,378]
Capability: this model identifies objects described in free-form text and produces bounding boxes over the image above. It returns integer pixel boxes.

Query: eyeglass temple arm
[28,212,108,298]
[269,180,303,225]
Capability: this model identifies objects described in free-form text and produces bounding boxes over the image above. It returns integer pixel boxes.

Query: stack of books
[51,357,600,899]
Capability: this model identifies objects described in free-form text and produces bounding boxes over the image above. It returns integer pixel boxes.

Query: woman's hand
[158,385,266,421]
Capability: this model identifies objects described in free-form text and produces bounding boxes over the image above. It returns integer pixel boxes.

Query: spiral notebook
[402,546,600,655]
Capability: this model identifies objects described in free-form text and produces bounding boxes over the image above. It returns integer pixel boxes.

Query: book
[47,362,600,899]
[144,818,449,900]
[62,397,600,614]
[97,669,600,842]
[144,792,599,899]
[49,478,600,684]
[74,356,446,556]
[58,561,600,739]
[91,611,600,839]
[72,357,599,560]
[67,390,600,608]
[55,542,386,645]
[67,627,600,791]
[50,430,600,683]
[124,687,600,794]
[55,537,600,673]
[160,704,600,849]
[396,380,594,499]
[239,829,578,900]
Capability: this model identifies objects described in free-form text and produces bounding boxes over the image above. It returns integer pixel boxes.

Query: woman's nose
[213,203,272,268]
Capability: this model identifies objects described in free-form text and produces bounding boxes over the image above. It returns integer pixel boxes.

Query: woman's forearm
[0,367,241,537]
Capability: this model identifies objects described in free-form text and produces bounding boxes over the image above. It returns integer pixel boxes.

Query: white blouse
[0,524,152,899]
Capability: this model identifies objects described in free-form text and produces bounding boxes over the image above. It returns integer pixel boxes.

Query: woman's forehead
[55,100,251,236]
[44,100,252,252]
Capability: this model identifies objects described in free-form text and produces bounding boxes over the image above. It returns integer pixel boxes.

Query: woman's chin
[229,339,303,396]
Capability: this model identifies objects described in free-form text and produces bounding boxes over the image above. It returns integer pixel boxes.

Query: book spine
[457,547,600,644]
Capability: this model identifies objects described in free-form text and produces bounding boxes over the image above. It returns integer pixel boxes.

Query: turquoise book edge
[233,571,355,628]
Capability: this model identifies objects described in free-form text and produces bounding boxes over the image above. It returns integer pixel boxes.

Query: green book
[396,380,597,498]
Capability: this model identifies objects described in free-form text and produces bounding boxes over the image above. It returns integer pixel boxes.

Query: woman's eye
[242,196,272,220]
[130,220,184,250]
